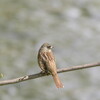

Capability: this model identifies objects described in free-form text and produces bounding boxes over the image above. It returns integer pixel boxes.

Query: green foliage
[0,73,4,78]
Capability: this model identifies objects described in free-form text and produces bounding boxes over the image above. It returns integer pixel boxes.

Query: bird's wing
[41,52,57,74]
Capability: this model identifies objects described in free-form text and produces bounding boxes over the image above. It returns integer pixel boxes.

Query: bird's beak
[51,46,54,48]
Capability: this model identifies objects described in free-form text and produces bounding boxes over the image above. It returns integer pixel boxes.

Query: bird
[38,43,64,88]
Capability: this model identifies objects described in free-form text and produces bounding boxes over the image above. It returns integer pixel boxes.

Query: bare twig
[0,62,100,86]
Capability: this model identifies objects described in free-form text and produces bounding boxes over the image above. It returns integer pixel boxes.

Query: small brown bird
[38,43,64,88]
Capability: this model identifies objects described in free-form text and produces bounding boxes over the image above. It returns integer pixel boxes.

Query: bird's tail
[52,73,64,88]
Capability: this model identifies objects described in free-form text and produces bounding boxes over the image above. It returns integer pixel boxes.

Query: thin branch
[0,62,100,86]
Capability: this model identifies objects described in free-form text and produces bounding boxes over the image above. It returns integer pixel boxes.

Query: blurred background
[0,0,100,100]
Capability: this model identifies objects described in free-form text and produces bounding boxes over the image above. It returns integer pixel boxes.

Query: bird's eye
[47,46,51,48]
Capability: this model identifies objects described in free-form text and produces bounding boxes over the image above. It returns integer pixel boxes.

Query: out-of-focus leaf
[0,73,4,78]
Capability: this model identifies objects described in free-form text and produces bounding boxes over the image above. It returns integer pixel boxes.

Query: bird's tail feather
[52,73,64,88]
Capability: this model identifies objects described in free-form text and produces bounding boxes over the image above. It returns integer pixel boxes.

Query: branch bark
[0,62,100,86]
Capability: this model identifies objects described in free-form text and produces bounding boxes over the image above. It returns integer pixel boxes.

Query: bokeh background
[0,0,100,100]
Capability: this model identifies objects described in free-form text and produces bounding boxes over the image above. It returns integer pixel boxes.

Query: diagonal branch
[0,62,100,86]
